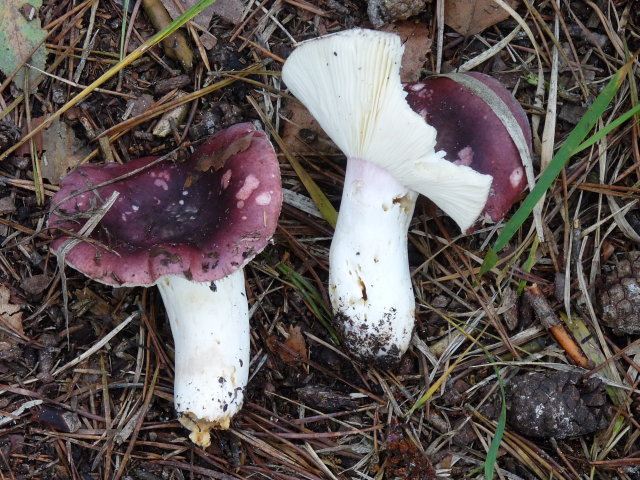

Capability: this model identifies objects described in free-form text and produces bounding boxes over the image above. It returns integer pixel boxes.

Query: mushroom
[282,29,529,366]
[48,122,282,447]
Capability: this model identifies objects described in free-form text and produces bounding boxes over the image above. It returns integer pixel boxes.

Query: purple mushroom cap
[405,72,532,224]
[49,123,282,286]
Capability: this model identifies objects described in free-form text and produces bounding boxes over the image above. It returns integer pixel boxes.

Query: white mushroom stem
[282,29,494,364]
[156,270,249,448]
[329,158,417,365]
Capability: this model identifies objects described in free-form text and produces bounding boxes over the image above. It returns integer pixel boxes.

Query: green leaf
[480,58,636,275]
[0,0,48,88]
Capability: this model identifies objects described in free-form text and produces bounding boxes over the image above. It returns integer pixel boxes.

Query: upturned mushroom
[282,29,529,366]
[49,123,282,447]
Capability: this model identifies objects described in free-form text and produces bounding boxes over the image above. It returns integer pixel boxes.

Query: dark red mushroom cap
[49,123,282,286]
[405,72,531,224]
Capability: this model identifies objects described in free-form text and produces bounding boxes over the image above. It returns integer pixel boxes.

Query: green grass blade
[517,235,539,294]
[277,264,340,343]
[573,103,640,155]
[484,354,507,479]
[120,0,130,62]
[480,59,636,275]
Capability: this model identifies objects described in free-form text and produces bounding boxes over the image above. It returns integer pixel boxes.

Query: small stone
[34,406,81,433]
[368,0,427,26]
[559,103,588,125]
[52,85,66,104]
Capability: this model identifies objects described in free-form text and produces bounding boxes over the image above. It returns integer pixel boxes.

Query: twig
[526,284,591,368]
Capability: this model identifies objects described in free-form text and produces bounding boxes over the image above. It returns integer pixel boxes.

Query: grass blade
[480,58,636,275]
[484,354,507,479]
[573,103,640,155]
[277,264,339,343]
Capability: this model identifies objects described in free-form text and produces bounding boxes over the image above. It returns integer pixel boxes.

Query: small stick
[526,284,591,368]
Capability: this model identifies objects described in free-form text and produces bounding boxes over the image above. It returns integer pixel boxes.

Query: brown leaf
[268,326,308,366]
[196,132,254,173]
[20,274,51,297]
[0,0,48,88]
[185,132,254,188]
[161,0,245,29]
[18,116,90,184]
[444,0,520,36]
[381,21,432,82]
[0,286,24,358]
[297,385,358,411]
[281,101,339,156]
[0,285,23,336]
[281,326,308,365]
[73,288,113,318]
[125,94,155,118]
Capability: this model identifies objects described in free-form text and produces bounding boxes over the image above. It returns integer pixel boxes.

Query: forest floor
[0,0,639,478]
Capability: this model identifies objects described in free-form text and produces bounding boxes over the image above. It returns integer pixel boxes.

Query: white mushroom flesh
[156,270,249,447]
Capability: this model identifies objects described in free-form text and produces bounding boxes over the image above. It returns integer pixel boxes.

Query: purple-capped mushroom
[49,122,282,447]
[405,72,531,226]
[282,29,530,366]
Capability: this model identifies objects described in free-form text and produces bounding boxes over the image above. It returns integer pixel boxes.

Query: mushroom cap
[405,72,531,224]
[49,123,282,287]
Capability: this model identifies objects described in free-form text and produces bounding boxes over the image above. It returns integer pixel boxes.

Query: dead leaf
[41,117,91,183]
[281,101,339,156]
[0,286,23,336]
[0,197,16,237]
[184,132,254,188]
[20,274,51,297]
[0,286,24,359]
[444,0,519,36]
[18,116,90,184]
[297,385,359,411]
[267,326,308,366]
[162,0,245,30]
[381,21,432,82]
[124,94,154,119]
[0,0,48,88]
[73,288,114,318]
[280,326,308,365]
[0,197,16,215]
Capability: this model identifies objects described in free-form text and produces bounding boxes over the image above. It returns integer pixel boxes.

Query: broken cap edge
[405,72,531,227]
